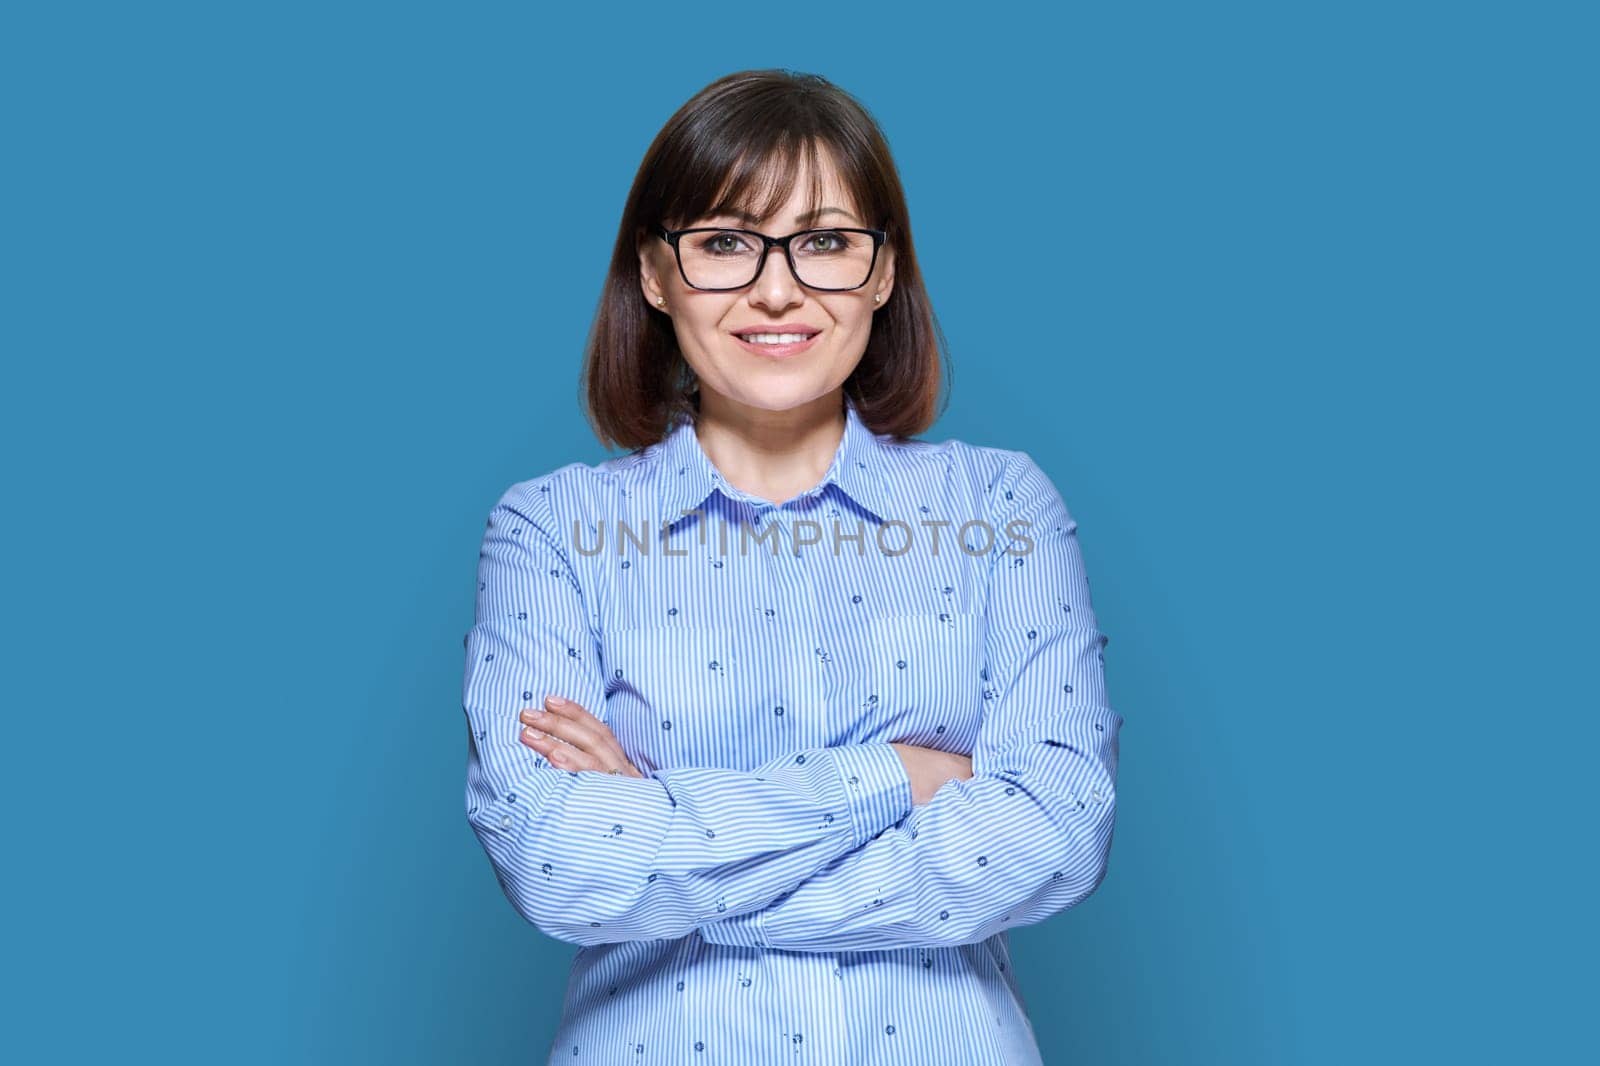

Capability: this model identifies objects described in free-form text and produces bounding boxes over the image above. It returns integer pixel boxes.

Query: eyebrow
[708,206,862,227]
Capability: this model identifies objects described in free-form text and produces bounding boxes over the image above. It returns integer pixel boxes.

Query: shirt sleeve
[462,480,913,947]
[697,451,1121,951]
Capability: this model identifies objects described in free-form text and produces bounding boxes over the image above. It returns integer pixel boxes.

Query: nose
[748,242,804,310]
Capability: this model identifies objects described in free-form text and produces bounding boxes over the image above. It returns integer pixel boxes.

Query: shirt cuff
[829,742,914,848]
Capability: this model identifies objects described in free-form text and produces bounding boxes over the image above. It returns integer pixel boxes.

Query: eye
[694,231,754,256]
[799,230,851,254]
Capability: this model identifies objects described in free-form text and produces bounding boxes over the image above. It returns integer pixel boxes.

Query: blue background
[6,1,1594,1062]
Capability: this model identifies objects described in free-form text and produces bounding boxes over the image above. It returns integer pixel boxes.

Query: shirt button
[500,815,514,829]
[1090,789,1104,802]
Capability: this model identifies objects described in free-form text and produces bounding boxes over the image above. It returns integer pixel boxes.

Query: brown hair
[581,69,951,451]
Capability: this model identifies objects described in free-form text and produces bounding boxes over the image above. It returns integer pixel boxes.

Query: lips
[731,330,822,358]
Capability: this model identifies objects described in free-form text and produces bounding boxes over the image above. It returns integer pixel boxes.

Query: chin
[719,381,838,414]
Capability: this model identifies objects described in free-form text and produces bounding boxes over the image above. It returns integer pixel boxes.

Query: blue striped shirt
[462,396,1122,1065]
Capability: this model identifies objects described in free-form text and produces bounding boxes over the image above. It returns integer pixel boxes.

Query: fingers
[518,695,644,777]
[521,725,599,772]
[525,696,610,753]
[541,695,623,748]
[519,710,591,767]
[520,723,644,777]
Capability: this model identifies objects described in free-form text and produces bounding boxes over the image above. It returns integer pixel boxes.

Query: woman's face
[638,155,894,418]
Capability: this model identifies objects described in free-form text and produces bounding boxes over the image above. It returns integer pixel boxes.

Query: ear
[873,244,896,308]
[638,235,669,309]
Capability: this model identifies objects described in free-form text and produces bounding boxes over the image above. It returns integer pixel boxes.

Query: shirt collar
[657,396,894,525]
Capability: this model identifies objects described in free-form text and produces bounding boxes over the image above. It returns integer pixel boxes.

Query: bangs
[707,137,832,225]
[659,129,874,232]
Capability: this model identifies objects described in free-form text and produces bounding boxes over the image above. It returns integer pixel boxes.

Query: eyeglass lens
[677,229,874,290]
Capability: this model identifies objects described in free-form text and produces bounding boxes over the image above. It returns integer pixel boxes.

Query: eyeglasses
[655,223,887,292]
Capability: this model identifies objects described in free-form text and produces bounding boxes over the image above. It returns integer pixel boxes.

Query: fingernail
[544,695,566,708]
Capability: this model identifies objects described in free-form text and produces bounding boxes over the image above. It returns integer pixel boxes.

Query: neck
[693,390,848,507]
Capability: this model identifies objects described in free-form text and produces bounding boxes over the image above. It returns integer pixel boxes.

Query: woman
[462,69,1122,1066]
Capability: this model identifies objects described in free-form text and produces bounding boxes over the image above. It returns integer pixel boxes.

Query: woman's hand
[518,695,646,777]
[889,742,974,806]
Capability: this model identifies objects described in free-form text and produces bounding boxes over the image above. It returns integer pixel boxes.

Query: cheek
[823,302,876,345]
[674,305,722,342]
[676,307,741,365]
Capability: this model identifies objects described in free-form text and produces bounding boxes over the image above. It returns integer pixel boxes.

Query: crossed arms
[462,453,1121,950]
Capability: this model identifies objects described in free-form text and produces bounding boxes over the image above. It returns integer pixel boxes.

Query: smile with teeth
[741,333,816,344]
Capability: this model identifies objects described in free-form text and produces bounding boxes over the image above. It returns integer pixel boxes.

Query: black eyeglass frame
[654,223,889,293]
